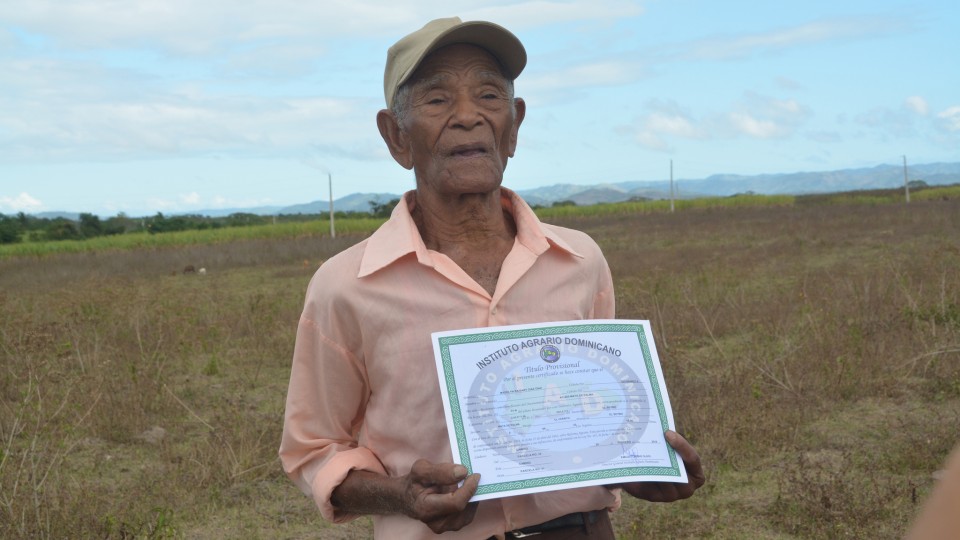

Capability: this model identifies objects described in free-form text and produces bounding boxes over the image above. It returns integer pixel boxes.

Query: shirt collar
[358,187,582,278]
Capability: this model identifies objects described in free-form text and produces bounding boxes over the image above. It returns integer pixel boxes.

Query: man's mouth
[448,144,488,158]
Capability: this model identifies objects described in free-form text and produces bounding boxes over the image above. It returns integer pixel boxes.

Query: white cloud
[644,112,702,139]
[0,192,43,212]
[0,63,373,162]
[625,93,811,149]
[209,195,275,209]
[0,0,642,52]
[144,197,178,212]
[937,106,960,132]
[1,1,359,53]
[221,42,328,77]
[0,1,650,164]
[463,0,643,29]
[677,16,910,61]
[723,93,810,139]
[142,193,274,213]
[522,59,647,99]
[634,131,671,152]
[850,102,960,145]
[0,27,16,51]
[517,53,650,107]
[905,96,929,116]
[728,112,781,138]
[628,100,705,151]
[853,107,914,137]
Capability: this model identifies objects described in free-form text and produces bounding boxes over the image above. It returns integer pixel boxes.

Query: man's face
[392,44,525,198]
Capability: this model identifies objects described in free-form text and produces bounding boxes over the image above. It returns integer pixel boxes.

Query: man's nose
[449,94,483,129]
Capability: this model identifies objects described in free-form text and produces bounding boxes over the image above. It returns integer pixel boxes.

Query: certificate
[431,320,688,501]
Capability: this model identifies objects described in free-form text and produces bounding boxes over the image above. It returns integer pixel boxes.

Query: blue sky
[1,0,957,217]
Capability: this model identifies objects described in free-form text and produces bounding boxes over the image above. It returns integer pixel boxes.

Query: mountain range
[34,162,960,219]
[514,161,960,207]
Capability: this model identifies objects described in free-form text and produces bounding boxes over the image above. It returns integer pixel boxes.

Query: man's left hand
[617,430,705,502]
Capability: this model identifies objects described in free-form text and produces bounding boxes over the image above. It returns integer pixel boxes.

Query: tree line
[0,200,406,245]
[1,197,588,245]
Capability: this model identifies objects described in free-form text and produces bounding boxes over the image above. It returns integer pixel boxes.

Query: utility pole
[328,172,336,238]
[902,155,910,204]
[669,159,675,213]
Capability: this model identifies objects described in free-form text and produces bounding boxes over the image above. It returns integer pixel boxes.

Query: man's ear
[507,97,526,158]
[376,109,413,170]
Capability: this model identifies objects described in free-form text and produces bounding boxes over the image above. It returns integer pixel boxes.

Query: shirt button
[491,307,498,315]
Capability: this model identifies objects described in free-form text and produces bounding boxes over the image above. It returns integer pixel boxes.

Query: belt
[504,510,602,538]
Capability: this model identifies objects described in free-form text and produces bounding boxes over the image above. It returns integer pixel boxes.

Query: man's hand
[401,459,480,533]
[618,430,705,502]
[331,459,480,533]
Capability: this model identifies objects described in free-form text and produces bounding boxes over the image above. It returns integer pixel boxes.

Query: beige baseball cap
[383,17,527,108]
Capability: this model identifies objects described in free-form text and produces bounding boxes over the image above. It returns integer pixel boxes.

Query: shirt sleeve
[593,254,616,319]
[279,295,386,523]
[906,445,960,540]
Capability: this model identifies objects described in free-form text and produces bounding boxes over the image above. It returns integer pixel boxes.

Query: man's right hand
[401,459,480,533]
[331,459,480,534]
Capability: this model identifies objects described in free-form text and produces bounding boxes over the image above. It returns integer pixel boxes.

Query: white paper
[431,319,687,501]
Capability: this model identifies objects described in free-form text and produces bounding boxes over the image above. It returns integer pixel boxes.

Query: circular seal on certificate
[465,342,651,470]
[539,344,561,363]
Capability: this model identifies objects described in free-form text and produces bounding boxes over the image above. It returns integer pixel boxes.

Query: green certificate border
[437,323,682,497]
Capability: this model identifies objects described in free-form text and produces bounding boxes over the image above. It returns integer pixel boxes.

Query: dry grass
[1,200,958,539]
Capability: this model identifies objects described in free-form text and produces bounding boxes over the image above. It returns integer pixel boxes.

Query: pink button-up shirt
[280,188,619,539]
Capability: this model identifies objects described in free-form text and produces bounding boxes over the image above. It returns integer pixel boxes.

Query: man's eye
[427,97,446,105]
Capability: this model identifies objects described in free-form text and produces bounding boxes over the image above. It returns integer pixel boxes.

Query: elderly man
[280,17,704,539]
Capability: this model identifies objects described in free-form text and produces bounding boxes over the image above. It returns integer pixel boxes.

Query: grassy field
[1,196,959,538]
[0,218,385,258]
